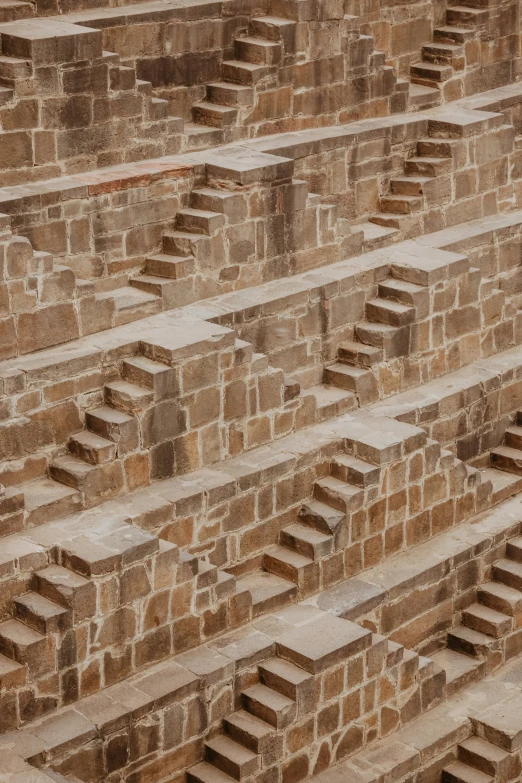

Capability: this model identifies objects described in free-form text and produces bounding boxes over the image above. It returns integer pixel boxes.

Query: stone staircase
[369,131,456,234]
[187,614,440,783]
[185,16,296,150]
[442,732,521,782]
[0,520,180,727]
[431,534,522,698]
[409,0,490,107]
[0,18,181,184]
[235,451,379,617]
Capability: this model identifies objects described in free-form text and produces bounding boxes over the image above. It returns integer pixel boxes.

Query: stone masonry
[2,1,522,783]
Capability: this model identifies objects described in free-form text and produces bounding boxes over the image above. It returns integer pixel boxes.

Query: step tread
[495,558,522,577]
[266,544,314,568]
[0,618,45,644]
[188,762,237,783]
[431,647,483,684]
[193,101,238,114]
[205,735,258,764]
[281,522,332,546]
[367,297,415,313]
[51,453,95,477]
[224,709,274,740]
[97,285,159,309]
[22,478,80,510]
[459,735,512,763]
[491,444,522,459]
[87,404,135,424]
[177,207,223,219]
[242,682,295,710]
[260,656,311,684]
[442,761,493,783]
[325,362,373,377]
[70,430,115,449]
[464,602,511,620]
[105,379,151,398]
[236,35,279,47]
[315,475,363,497]
[236,571,296,608]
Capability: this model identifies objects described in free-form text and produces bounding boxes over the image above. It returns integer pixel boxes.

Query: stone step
[480,467,522,504]
[490,445,522,475]
[506,535,522,563]
[0,53,31,83]
[192,101,239,128]
[236,572,296,616]
[297,498,345,536]
[264,544,316,588]
[369,211,411,230]
[235,36,281,65]
[379,277,428,312]
[404,155,453,176]
[300,384,356,421]
[258,656,313,711]
[144,253,195,279]
[104,380,154,413]
[276,614,371,674]
[366,297,416,327]
[184,122,224,151]
[411,61,454,84]
[442,761,493,783]
[280,522,333,560]
[223,710,275,755]
[337,340,383,367]
[188,762,237,783]
[379,194,424,214]
[447,624,497,658]
[478,580,522,616]
[313,476,365,513]
[408,82,441,110]
[97,285,161,325]
[129,273,192,306]
[13,592,71,634]
[461,603,512,638]
[504,424,522,450]
[0,651,26,690]
[241,682,296,729]
[149,96,169,120]
[176,208,225,235]
[59,526,158,579]
[434,24,477,43]
[330,454,381,487]
[50,454,100,493]
[22,478,81,527]
[221,59,272,85]
[422,41,464,64]
[446,5,488,26]
[162,229,210,257]
[0,619,49,675]
[323,362,378,402]
[34,565,96,623]
[356,321,410,359]
[205,735,260,781]
[250,16,296,44]
[390,175,432,196]
[190,187,247,219]
[493,558,522,590]
[458,736,516,781]
[206,81,254,106]
[122,355,176,400]
[417,137,459,157]
[431,648,484,698]
[358,220,400,249]
[85,405,139,453]
[68,430,117,466]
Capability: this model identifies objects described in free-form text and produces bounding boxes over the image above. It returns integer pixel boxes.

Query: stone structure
[1,1,522,782]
